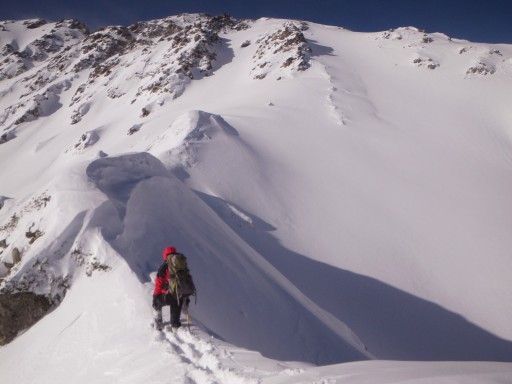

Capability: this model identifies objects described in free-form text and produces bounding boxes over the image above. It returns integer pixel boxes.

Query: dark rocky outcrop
[252,21,312,79]
[0,292,52,345]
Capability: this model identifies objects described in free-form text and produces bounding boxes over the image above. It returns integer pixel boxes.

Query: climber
[152,246,195,330]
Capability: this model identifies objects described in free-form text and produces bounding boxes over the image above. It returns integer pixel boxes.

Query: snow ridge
[2,12,512,384]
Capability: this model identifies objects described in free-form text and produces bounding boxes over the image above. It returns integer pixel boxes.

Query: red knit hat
[162,246,176,260]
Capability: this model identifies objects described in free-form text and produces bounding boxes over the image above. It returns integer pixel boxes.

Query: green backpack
[166,253,196,301]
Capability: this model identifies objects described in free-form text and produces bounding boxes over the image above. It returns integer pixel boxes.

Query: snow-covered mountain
[1,13,512,383]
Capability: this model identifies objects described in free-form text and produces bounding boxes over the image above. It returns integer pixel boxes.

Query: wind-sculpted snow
[85,152,371,364]
[1,12,512,383]
[86,153,169,220]
[147,110,240,173]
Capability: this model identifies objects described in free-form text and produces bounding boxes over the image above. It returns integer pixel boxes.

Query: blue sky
[2,0,511,44]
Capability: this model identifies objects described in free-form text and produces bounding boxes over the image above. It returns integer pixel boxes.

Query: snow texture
[1,14,512,383]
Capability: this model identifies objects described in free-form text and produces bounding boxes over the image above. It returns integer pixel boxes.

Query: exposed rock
[141,107,151,117]
[70,102,90,124]
[25,19,48,29]
[66,14,240,106]
[252,22,312,79]
[0,214,19,232]
[0,292,52,345]
[26,192,52,211]
[107,87,125,99]
[0,133,11,144]
[11,248,20,264]
[25,229,44,244]
[466,61,496,76]
[0,14,254,129]
[382,30,402,40]
[2,247,21,271]
[72,131,100,150]
[127,124,142,135]
[206,12,244,32]
[412,57,440,70]
[0,19,87,82]
[71,248,111,276]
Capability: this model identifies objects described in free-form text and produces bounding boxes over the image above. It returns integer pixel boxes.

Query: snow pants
[153,293,183,327]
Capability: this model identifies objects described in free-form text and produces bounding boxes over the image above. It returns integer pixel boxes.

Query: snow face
[85,152,370,364]
[1,13,512,383]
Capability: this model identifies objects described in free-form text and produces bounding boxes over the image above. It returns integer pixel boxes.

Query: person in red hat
[152,246,183,330]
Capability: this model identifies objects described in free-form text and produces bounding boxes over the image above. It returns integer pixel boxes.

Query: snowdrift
[86,152,370,364]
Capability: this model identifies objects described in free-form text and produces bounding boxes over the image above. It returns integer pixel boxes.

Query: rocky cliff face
[0,292,51,345]
[0,14,314,141]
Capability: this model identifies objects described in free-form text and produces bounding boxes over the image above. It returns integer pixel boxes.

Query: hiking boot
[170,321,181,332]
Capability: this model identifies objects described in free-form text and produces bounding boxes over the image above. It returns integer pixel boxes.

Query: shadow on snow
[196,191,512,362]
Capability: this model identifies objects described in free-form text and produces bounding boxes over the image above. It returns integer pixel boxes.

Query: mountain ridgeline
[1,12,512,368]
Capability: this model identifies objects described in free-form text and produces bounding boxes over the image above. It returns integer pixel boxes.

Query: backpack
[166,253,196,301]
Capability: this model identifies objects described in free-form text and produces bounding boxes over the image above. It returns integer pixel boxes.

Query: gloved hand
[152,295,159,310]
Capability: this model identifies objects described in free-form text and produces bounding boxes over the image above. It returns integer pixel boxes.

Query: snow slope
[1,14,512,383]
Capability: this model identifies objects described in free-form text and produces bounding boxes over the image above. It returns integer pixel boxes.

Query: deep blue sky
[3,0,511,44]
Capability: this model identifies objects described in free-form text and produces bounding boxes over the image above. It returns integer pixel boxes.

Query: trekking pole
[185,300,191,331]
